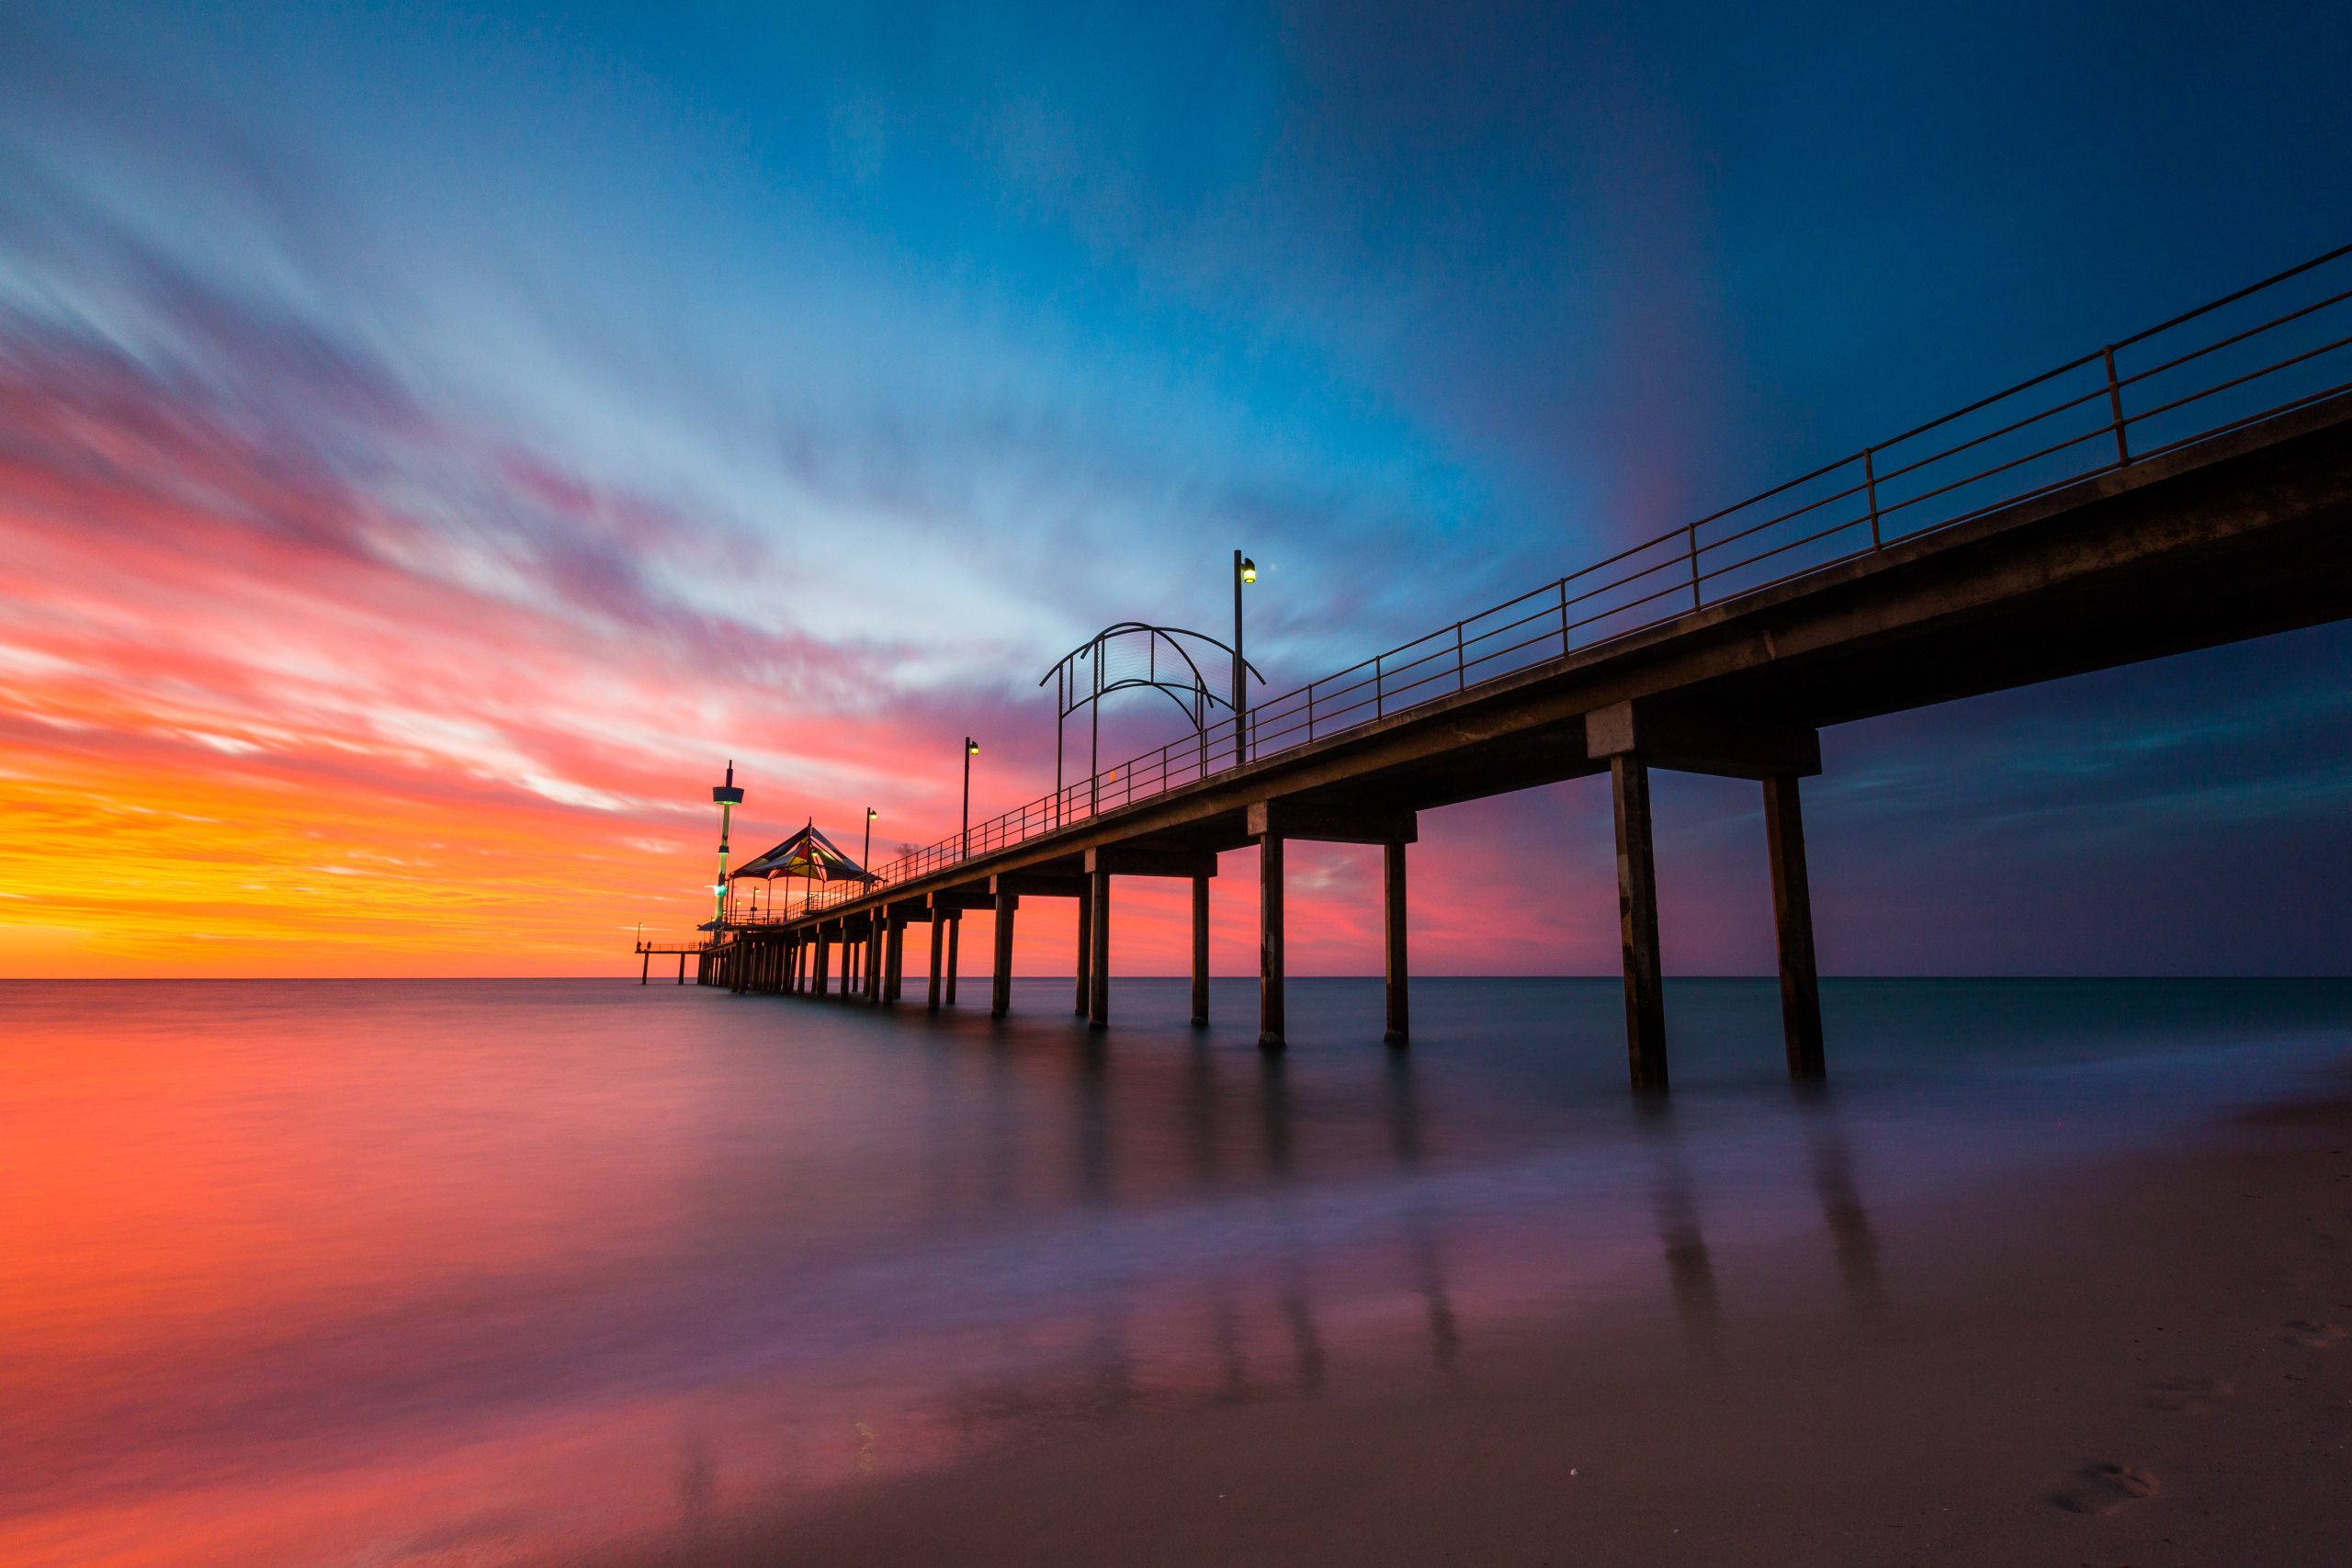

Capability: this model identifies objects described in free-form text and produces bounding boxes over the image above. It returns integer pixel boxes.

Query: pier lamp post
[863,806,877,879]
[962,738,980,860]
[1233,551,1256,765]
[709,761,743,928]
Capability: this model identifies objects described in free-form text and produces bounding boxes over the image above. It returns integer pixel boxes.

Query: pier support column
[1074,883,1093,1016]
[1258,834,1286,1050]
[884,918,905,1006]
[1088,869,1111,1030]
[945,912,961,1005]
[1611,754,1669,1093]
[641,950,650,985]
[990,890,1017,1017]
[927,916,944,1012]
[815,932,831,997]
[677,952,686,985]
[1762,774,1826,1080]
[1383,840,1409,1046]
[1190,873,1210,1028]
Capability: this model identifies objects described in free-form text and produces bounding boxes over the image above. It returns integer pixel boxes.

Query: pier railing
[780,243,2352,918]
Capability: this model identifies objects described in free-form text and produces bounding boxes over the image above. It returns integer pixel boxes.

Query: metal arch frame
[1039,622,1265,820]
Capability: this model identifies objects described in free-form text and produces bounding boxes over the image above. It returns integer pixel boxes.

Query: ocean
[5,976,2348,1565]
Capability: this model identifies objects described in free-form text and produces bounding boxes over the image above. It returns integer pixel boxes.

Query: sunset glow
[6,3,2350,979]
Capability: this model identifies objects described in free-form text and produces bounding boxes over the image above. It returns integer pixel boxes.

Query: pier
[684,246,2352,1091]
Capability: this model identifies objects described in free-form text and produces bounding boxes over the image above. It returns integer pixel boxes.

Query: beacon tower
[711,761,744,928]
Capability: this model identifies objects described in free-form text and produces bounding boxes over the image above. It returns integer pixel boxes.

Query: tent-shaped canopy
[730,820,876,886]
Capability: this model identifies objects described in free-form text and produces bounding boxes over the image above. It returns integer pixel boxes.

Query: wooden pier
[676,248,2352,1092]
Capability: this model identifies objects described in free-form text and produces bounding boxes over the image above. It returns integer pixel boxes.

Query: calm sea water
[5,976,2348,1566]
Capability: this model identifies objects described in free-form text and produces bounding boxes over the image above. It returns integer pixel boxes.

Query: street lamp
[863,807,877,879]
[962,738,980,860]
[1233,551,1256,764]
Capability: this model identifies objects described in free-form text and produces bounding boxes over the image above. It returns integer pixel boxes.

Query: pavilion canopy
[729,820,876,886]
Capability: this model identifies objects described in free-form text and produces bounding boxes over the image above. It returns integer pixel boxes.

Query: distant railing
[783,242,2352,919]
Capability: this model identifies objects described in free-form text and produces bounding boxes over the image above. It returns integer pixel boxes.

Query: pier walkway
[699,245,2352,1091]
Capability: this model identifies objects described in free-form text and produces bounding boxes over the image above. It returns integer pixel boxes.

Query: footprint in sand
[2143,1375,2234,1414]
[2283,1320,2346,1348]
[2052,1464,2160,1515]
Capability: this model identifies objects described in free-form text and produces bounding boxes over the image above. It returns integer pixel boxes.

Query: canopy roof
[730,820,876,885]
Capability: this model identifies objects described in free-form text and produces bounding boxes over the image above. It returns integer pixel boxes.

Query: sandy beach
[644,1084,2352,1567]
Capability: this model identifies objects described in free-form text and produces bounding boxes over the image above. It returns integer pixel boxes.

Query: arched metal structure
[1040,622,1264,820]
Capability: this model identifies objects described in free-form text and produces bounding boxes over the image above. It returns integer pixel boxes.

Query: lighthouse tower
[710,761,744,928]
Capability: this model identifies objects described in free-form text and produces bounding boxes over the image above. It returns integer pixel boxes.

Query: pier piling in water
[1190,873,1209,1028]
[1087,867,1110,1029]
[990,886,1017,1016]
[945,911,960,1004]
[1383,840,1408,1045]
[1763,774,1825,1079]
[927,912,944,1010]
[1257,831,1284,1050]
[1073,883,1092,1016]
[1610,754,1668,1094]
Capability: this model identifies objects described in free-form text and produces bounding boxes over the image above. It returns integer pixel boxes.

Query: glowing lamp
[1238,557,1257,584]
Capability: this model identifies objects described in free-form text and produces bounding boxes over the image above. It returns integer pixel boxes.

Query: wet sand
[633,1086,2352,1567]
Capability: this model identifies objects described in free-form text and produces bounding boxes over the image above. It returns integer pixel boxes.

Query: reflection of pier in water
[920,1037,1886,1444]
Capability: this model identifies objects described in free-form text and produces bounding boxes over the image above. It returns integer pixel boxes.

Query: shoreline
[616,1072,2352,1567]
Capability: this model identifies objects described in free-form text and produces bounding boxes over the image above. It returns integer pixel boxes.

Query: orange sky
[0,355,1637,979]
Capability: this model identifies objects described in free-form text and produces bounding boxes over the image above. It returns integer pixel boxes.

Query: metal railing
[783,243,2352,919]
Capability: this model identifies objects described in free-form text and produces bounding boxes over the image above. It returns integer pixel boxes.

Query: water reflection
[27,975,2328,1568]
[1803,1100,1887,1318]
[1639,1111,1727,1366]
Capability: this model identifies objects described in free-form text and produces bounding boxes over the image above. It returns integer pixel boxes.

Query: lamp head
[1238,557,1257,585]
[967,738,980,754]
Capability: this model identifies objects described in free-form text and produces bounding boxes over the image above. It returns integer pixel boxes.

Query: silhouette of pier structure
[689,244,2352,1091]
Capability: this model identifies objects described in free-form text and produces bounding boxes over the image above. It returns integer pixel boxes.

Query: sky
[2,0,2348,979]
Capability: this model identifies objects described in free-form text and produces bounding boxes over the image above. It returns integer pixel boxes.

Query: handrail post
[1306,682,1316,740]
[1374,653,1384,717]
[1689,523,1702,610]
[1863,446,1882,549]
[1559,579,1570,655]
[2103,344,2130,467]
[1455,624,1465,691]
